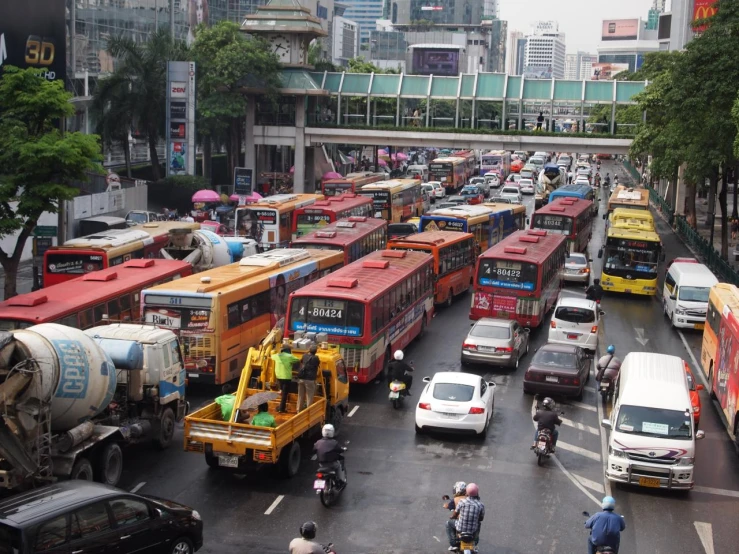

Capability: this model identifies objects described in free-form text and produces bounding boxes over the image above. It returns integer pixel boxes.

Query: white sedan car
[415,372,496,436]
[547,296,603,353]
[519,178,536,195]
[498,185,523,204]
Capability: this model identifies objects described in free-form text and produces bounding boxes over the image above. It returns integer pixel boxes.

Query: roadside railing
[623,159,641,182]
[674,215,739,286]
[646,184,675,226]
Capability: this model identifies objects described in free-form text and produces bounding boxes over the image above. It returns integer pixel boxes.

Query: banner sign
[166,61,196,176]
[692,0,717,32]
[234,167,253,196]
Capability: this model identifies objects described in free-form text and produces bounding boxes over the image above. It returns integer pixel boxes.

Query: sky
[499,0,656,53]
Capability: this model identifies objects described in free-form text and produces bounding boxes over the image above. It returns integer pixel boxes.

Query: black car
[0,481,203,554]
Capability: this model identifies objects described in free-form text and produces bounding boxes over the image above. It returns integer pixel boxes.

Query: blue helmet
[606,345,615,355]
[601,496,616,510]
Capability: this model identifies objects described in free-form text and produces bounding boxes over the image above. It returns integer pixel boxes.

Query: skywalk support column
[294,97,306,193]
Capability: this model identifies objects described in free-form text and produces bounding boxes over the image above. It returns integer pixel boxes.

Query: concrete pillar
[245,99,256,173]
[306,147,316,193]
[293,96,306,193]
[675,163,687,215]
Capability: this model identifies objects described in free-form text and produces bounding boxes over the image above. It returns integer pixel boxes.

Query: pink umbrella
[229,194,239,202]
[323,171,342,179]
[396,152,408,161]
[191,189,221,203]
[377,158,388,167]
[378,149,388,155]
[390,154,397,161]
[289,166,295,174]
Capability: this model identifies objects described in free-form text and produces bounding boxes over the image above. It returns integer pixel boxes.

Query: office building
[523,21,566,78]
[343,0,384,44]
[597,18,659,73]
[564,53,577,80]
[565,50,597,80]
[657,0,713,52]
[390,0,496,26]
[506,30,523,75]
[331,15,360,66]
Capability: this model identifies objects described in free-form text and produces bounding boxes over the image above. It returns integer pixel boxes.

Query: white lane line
[347,405,360,417]
[560,417,600,436]
[264,495,285,515]
[556,441,602,461]
[694,521,715,554]
[564,400,597,412]
[129,482,146,493]
[594,343,613,498]
[693,486,739,498]
[572,473,605,494]
[678,330,709,388]
[551,455,601,507]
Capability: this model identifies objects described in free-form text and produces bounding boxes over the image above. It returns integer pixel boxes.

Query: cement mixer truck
[0,323,186,495]
[535,163,565,209]
[161,227,258,272]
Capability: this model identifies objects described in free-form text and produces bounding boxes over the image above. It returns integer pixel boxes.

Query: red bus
[43,221,199,287]
[454,150,478,179]
[470,230,567,327]
[0,259,192,331]
[291,216,388,265]
[388,231,475,307]
[286,250,434,384]
[292,193,374,240]
[529,198,594,253]
[321,172,385,197]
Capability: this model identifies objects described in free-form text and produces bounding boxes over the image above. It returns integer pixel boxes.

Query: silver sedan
[461,318,530,369]
[562,252,592,283]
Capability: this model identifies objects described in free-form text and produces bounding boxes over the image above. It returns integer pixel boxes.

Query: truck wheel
[70,458,94,481]
[204,452,220,469]
[278,441,301,478]
[153,407,176,450]
[96,443,123,487]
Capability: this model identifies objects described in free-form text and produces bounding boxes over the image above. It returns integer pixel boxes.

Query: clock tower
[241,0,327,68]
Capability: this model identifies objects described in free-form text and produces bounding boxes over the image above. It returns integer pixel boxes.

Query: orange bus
[286,250,434,384]
[453,150,477,179]
[429,157,467,191]
[291,216,388,265]
[388,231,475,307]
[471,230,567,327]
[357,179,424,222]
[142,249,344,385]
[530,198,594,253]
[321,172,385,197]
[0,259,192,331]
[43,221,199,287]
[292,193,374,240]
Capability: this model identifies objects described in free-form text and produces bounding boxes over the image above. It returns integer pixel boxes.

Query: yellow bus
[235,193,324,250]
[608,207,654,231]
[701,284,739,381]
[607,185,649,214]
[483,202,527,232]
[357,179,424,222]
[141,248,344,385]
[599,226,662,295]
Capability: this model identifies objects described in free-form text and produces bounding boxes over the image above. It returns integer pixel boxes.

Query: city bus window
[79,309,93,329]
[93,304,106,324]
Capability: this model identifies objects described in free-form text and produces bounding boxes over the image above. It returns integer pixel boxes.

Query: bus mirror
[660,252,666,262]
[670,294,676,301]
[597,249,603,259]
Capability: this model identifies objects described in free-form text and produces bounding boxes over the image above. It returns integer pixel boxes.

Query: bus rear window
[46,253,103,274]
[297,213,332,227]
[477,259,538,291]
[0,319,32,331]
[532,214,572,234]
[289,297,364,337]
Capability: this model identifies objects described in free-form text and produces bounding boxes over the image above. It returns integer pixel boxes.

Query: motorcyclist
[289,521,325,554]
[604,172,611,185]
[596,344,622,383]
[532,397,562,452]
[613,175,619,185]
[585,496,626,554]
[585,279,604,302]
[388,350,414,395]
[313,424,346,485]
[447,482,484,551]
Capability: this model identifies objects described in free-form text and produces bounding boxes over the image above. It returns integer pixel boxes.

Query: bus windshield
[324,182,352,196]
[532,214,573,235]
[46,253,104,275]
[296,213,332,228]
[289,297,365,337]
[477,259,538,291]
[362,190,390,210]
[603,239,660,277]
[616,405,692,439]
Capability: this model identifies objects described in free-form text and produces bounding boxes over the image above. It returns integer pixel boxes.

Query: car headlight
[191,510,202,521]
[677,456,694,466]
[609,447,626,458]
[676,308,686,315]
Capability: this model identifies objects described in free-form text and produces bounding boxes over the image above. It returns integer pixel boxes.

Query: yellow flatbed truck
[183,329,349,476]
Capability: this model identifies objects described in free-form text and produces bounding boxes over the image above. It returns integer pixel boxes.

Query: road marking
[129,482,146,493]
[264,495,284,515]
[572,473,605,494]
[693,485,739,498]
[635,328,649,347]
[594,343,613,498]
[678,330,710,389]
[559,417,600,436]
[348,405,360,417]
[694,521,715,554]
[551,455,601,507]
[564,400,597,412]
[556,441,602,461]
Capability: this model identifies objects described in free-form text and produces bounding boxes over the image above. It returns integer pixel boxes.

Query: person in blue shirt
[585,496,626,554]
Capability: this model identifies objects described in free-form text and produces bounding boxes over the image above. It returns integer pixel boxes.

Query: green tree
[192,21,281,182]
[92,74,135,177]
[0,67,102,298]
[95,28,189,182]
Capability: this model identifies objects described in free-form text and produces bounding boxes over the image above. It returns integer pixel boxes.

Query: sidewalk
[693,192,738,265]
[0,259,37,300]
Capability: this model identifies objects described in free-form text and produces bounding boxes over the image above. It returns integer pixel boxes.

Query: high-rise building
[564,53,578,80]
[506,30,523,75]
[515,38,526,75]
[331,15,360,66]
[565,51,598,79]
[523,21,566,78]
[389,0,497,26]
[597,18,659,73]
[344,0,386,44]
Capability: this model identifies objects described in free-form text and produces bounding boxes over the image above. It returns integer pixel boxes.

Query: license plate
[600,383,609,391]
[477,346,496,352]
[566,333,580,340]
[694,323,705,330]
[538,441,547,448]
[638,477,661,488]
[625,289,632,293]
[389,391,399,399]
[188,373,199,378]
[440,412,459,419]
[313,479,326,489]
[497,310,509,317]
[545,375,559,383]
[218,455,239,468]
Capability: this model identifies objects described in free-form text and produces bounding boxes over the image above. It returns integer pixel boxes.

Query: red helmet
[465,483,479,497]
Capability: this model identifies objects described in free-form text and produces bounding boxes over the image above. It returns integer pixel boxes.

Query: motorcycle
[533,428,554,466]
[583,511,620,553]
[596,356,621,403]
[388,380,407,409]
[314,449,347,507]
[457,532,476,554]
[320,544,337,554]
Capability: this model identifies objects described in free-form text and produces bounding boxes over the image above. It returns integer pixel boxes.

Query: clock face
[269,34,290,62]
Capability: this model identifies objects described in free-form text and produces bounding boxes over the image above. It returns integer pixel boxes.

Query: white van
[663,263,718,329]
[406,164,429,180]
[602,352,704,490]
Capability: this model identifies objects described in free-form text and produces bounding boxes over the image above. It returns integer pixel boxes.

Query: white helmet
[394,350,404,361]
[322,424,335,438]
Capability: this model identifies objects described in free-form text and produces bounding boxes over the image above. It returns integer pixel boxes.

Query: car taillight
[496,346,513,353]
[550,320,557,328]
[469,407,485,415]
[419,402,432,410]
[462,342,477,351]
[591,325,598,333]
[573,378,580,386]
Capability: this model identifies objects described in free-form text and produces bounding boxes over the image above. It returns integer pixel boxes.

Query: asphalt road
[117,160,739,554]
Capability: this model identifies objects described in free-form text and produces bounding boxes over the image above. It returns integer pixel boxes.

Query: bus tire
[279,441,301,478]
[418,313,427,339]
[445,292,453,308]
[708,364,716,399]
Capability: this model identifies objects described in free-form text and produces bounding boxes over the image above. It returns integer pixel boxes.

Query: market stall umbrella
[396,152,408,161]
[377,158,388,166]
[289,166,295,174]
[238,391,280,411]
[229,194,240,202]
[378,148,388,155]
[323,171,342,179]
[240,192,263,204]
[191,189,221,203]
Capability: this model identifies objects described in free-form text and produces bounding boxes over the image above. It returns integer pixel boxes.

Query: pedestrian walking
[297,344,321,412]
[731,218,738,241]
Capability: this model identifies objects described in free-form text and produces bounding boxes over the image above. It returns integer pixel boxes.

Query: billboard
[0,0,66,82]
[692,0,718,33]
[523,65,553,79]
[601,19,640,41]
[591,62,630,80]
[166,61,196,176]
[412,48,459,76]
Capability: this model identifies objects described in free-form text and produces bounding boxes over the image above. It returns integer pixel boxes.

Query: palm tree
[92,74,135,177]
[95,28,189,181]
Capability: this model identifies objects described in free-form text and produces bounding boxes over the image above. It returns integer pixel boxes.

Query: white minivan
[407,164,429,181]
[602,352,704,490]
[663,262,718,329]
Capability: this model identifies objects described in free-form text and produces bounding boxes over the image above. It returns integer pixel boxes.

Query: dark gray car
[461,318,530,369]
